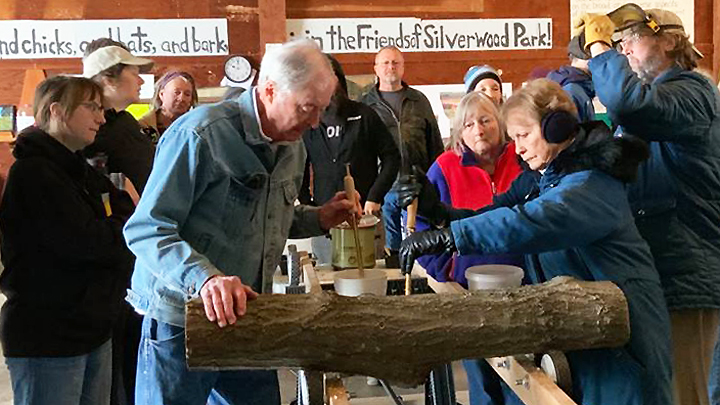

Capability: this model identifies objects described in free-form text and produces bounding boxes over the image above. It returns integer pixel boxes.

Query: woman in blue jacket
[397,79,673,405]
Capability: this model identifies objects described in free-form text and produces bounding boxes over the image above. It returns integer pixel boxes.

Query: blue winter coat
[547,66,596,122]
[589,50,720,310]
[449,123,673,405]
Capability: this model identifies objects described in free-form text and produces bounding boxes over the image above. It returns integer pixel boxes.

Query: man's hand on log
[400,228,457,275]
[200,275,259,328]
[318,190,362,231]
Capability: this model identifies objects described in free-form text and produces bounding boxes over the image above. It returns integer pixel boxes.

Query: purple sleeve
[427,163,452,204]
[416,162,452,277]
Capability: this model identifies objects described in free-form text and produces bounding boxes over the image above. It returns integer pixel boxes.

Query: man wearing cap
[82,38,155,405]
[463,64,504,105]
[82,39,155,197]
[361,46,443,266]
[123,39,358,405]
[546,35,596,122]
[577,5,720,405]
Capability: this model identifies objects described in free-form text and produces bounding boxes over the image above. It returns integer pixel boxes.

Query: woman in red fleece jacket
[416,91,523,286]
[415,91,525,405]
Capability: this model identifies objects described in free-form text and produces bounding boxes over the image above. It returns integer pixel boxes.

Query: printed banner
[287,18,553,53]
[0,19,229,59]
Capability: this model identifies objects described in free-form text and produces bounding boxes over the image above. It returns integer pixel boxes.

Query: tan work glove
[573,13,615,51]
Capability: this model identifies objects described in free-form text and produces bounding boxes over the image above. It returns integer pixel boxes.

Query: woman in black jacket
[0,76,135,405]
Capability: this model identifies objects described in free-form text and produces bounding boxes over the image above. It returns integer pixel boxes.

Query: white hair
[258,39,333,94]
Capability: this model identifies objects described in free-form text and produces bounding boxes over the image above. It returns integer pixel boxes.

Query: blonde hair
[33,76,104,131]
[501,78,577,123]
[450,92,504,155]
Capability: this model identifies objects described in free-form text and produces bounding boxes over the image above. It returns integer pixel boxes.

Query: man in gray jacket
[362,46,443,265]
[124,39,358,405]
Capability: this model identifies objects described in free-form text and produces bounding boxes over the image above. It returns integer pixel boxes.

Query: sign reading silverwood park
[287,17,553,53]
[0,19,229,59]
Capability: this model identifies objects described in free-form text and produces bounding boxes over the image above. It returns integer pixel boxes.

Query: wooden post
[186,276,630,386]
[258,0,286,57]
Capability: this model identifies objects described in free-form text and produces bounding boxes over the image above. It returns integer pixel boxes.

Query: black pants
[111,302,143,405]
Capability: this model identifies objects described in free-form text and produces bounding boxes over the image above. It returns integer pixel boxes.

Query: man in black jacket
[300,54,400,264]
[361,46,443,265]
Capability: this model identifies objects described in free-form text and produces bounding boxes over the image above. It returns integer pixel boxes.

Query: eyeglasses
[616,32,645,52]
[80,101,104,114]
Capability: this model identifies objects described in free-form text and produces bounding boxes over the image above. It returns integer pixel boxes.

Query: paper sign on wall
[287,18,553,53]
[569,0,694,39]
[0,19,229,60]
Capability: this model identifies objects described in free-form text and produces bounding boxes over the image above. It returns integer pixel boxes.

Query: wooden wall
[0,0,717,106]
[0,0,286,105]
[288,0,718,89]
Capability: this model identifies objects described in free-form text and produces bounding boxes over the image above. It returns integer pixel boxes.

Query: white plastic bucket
[334,269,388,297]
[465,265,524,291]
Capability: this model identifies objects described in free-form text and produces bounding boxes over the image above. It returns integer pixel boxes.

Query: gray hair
[258,39,334,94]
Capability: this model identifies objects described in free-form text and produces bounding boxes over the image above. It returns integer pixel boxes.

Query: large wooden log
[186,276,629,386]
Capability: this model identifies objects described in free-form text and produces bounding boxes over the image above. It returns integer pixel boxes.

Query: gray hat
[568,35,591,60]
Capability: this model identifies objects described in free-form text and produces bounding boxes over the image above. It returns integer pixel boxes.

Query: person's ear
[659,34,676,53]
[261,81,277,104]
[48,102,65,121]
[99,75,116,93]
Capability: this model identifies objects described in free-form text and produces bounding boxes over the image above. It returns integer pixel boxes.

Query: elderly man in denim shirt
[123,40,358,405]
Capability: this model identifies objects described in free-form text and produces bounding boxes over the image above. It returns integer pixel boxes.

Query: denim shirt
[124,88,324,326]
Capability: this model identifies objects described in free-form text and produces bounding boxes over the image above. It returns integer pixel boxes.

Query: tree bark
[185,276,629,386]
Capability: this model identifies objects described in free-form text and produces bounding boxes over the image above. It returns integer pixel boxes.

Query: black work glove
[395,166,449,224]
[400,228,457,275]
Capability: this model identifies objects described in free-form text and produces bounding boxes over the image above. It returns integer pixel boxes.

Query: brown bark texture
[185,276,629,385]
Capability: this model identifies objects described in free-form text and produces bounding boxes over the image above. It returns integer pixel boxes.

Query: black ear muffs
[541,110,579,143]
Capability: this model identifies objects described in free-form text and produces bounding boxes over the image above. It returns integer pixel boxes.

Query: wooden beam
[302,256,322,295]
[18,69,46,107]
[257,0,286,57]
[412,263,465,294]
[488,356,576,405]
[42,0,87,19]
[286,0,484,17]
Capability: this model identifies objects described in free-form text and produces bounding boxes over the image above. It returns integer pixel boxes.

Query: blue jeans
[6,338,112,405]
[136,316,280,405]
[711,339,720,405]
[707,318,720,405]
[463,359,522,405]
[382,189,403,251]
